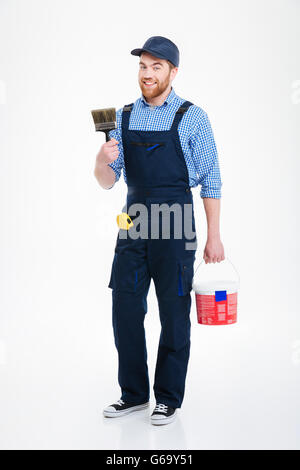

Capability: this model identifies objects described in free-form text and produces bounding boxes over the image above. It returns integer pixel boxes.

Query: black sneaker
[103,398,149,417]
[151,403,177,425]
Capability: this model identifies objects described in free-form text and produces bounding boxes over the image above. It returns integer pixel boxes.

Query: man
[94,36,224,425]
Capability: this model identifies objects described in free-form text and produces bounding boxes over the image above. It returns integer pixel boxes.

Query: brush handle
[104,130,111,142]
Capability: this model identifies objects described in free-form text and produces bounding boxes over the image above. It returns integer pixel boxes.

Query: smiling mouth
[143,82,157,87]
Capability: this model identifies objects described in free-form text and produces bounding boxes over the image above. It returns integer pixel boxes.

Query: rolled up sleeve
[190,111,223,199]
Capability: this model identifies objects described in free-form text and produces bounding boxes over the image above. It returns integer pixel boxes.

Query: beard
[139,71,171,100]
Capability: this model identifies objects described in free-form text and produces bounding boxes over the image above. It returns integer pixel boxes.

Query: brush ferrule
[95,121,116,131]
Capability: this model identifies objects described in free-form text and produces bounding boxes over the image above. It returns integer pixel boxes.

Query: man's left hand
[203,236,225,263]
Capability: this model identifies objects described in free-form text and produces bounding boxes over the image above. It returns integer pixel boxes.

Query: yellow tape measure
[116,212,134,230]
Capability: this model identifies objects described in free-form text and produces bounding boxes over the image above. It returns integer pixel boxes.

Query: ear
[171,67,178,80]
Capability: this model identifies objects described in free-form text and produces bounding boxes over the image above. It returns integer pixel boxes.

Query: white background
[0,0,299,450]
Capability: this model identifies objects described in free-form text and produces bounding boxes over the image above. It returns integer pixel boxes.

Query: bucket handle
[193,256,240,285]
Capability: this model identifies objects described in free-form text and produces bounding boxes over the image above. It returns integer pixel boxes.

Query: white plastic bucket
[192,258,240,325]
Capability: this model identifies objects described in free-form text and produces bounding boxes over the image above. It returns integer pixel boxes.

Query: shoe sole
[103,402,150,418]
[151,412,177,425]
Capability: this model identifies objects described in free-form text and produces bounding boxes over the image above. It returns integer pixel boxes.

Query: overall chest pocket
[130,142,165,153]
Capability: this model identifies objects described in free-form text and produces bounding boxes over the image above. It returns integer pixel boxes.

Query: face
[138,52,177,99]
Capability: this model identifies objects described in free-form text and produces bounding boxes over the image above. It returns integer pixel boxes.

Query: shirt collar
[141,86,176,107]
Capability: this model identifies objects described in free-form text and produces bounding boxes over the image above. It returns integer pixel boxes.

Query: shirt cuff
[107,163,121,187]
[200,187,222,198]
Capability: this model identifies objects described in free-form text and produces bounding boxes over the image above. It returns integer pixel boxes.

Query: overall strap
[121,103,134,130]
[170,100,194,131]
[121,100,194,131]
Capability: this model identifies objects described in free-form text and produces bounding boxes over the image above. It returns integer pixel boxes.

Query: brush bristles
[91,108,116,125]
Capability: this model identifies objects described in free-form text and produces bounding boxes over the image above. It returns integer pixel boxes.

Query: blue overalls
[108,100,197,409]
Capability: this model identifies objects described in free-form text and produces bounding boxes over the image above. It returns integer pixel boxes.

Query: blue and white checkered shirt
[108,87,222,198]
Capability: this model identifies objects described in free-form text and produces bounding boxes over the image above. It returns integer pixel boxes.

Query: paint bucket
[192,258,240,325]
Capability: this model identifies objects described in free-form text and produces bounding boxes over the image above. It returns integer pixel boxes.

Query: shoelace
[154,403,168,413]
[114,399,125,406]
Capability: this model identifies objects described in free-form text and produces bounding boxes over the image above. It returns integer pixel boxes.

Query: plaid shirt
[108,87,222,198]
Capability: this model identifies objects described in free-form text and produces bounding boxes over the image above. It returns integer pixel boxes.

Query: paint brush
[91,107,117,142]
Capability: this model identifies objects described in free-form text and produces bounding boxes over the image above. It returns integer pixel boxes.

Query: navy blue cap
[131,36,179,67]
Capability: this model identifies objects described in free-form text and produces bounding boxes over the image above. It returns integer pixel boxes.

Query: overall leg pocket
[108,254,117,289]
[108,252,149,294]
[177,257,195,296]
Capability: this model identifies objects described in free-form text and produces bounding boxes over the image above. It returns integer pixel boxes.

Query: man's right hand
[96,137,120,166]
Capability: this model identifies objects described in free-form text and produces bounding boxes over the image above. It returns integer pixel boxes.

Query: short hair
[167,60,176,71]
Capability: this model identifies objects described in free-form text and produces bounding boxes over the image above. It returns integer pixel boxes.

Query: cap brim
[130,47,167,61]
[130,48,144,56]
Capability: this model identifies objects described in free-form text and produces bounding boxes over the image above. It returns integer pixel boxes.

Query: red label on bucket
[195,291,237,325]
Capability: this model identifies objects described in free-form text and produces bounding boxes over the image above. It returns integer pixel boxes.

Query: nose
[140,71,154,80]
